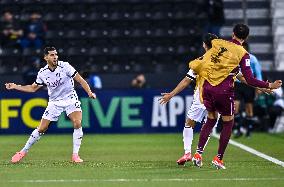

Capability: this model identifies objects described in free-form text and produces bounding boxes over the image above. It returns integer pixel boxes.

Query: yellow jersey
[189,39,247,86]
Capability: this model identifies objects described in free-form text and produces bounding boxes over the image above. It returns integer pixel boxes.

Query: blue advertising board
[0,88,199,134]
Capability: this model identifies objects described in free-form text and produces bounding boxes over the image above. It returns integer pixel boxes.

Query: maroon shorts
[202,80,235,116]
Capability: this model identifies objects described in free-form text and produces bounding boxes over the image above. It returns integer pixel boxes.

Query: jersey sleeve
[64,62,78,78]
[186,69,197,81]
[240,54,268,88]
[35,72,44,85]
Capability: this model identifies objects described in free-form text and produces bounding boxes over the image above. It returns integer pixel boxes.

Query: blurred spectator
[205,0,225,36]
[89,74,102,89]
[22,57,42,84]
[80,71,102,89]
[131,74,147,88]
[0,11,23,48]
[268,87,284,132]
[20,12,46,49]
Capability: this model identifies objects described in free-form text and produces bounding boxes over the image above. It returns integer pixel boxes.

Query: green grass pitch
[0,133,283,187]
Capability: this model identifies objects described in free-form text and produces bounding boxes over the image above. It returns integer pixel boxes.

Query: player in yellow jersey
[159,33,270,166]
[159,33,218,165]
[190,24,282,169]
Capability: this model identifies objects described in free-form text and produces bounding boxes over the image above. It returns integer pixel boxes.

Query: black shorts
[235,82,255,103]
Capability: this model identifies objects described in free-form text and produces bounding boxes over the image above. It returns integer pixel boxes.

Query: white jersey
[186,69,207,122]
[35,61,78,101]
[186,69,205,108]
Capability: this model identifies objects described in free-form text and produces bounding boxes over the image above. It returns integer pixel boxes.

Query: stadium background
[0,1,284,187]
[0,0,283,134]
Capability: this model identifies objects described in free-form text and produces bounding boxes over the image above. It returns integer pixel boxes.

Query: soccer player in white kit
[159,33,218,165]
[5,47,96,163]
[161,69,208,165]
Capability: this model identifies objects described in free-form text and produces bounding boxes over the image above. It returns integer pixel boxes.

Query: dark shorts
[203,80,235,116]
[235,82,255,103]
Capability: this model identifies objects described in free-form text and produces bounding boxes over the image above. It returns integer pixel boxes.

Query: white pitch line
[7,178,284,183]
[212,133,284,167]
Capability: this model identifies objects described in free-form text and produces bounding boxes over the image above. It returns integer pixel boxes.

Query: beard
[51,59,58,66]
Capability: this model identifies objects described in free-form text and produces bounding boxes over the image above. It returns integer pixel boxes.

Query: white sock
[21,129,43,153]
[183,126,193,154]
[73,127,83,154]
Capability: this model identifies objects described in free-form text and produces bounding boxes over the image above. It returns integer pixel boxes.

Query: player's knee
[185,119,196,128]
[222,115,234,122]
[208,112,218,119]
[37,126,48,133]
[246,110,253,117]
[72,119,82,129]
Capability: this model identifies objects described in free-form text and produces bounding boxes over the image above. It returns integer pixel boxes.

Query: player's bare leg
[68,111,84,163]
[11,119,50,163]
[177,119,195,165]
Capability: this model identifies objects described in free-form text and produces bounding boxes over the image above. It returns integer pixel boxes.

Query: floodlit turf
[0,133,283,187]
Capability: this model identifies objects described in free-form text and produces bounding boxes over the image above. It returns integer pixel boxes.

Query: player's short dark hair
[203,33,218,49]
[233,23,249,40]
[242,41,250,51]
[43,46,56,56]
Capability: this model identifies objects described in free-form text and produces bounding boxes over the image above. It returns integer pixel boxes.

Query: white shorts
[187,103,207,123]
[42,93,82,121]
[186,89,207,123]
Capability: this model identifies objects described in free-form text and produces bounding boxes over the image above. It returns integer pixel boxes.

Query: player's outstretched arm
[5,82,42,92]
[240,54,282,89]
[159,77,192,105]
[236,73,273,94]
[73,73,96,99]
